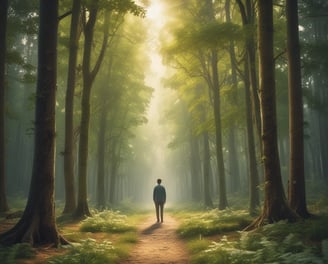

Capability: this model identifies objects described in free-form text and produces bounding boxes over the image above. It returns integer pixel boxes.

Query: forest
[0,0,328,263]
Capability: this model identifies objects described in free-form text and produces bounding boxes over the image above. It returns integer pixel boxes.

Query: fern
[48,239,120,264]
[0,243,35,263]
[80,210,135,233]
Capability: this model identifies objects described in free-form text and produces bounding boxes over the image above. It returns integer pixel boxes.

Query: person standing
[153,178,166,223]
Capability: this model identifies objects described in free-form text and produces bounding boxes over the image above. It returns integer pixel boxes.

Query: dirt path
[120,214,190,264]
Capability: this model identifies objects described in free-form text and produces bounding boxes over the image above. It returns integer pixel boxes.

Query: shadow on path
[120,215,189,264]
[141,222,162,235]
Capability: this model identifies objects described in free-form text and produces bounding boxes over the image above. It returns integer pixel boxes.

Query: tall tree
[0,0,9,213]
[74,1,145,217]
[225,0,241,193]
[204,0,228,209]
[62,0,81,214]
[244,60,260,215]
[286,0,310,218]
[0,0,66,245]
[75,1,109,217]
[202,130,213,208]
[236,0,261,140]
[250,0,296,227]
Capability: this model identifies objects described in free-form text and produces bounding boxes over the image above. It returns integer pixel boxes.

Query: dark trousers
[155,202,164,222]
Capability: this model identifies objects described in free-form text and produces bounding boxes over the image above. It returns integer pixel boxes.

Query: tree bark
[62,0,81,214]
[0,0,66,246]
[0,0,9,213]
[210,50,228,210]
[249,0,296,228]
[225,0,241,193]
[236,0,262,148]
[244,60,260,215]
[202,131,213,208]
[286,0,310,218]
[97,107,107,209]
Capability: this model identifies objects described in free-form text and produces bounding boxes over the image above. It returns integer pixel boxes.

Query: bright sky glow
[146,1,167,29]
[145,0,167,106]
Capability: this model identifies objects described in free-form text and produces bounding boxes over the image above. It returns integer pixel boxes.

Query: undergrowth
[0,243,35,263]
[188,214,328,264]
[80,210,135,233]
[49,210,141,263]
[48,238,126,264]
[176,209,252,238]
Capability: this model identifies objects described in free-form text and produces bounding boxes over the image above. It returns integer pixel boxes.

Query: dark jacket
[153,184,166,203]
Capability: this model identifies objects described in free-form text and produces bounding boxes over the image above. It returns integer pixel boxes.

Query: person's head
[157,178,162,184]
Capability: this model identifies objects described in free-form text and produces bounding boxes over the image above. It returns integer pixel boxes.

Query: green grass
[0,243,36,264]
[48,239,124,264]
[185,213,328,264]
[175,209,253,238]
[79,210,136,233]
[49,210,145,264]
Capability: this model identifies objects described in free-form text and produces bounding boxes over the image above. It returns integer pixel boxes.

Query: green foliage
[187,239,211,254]
[0,243,36,263]
[190,216,328,264]
[118,232,138,244]
[192,22,243,49]
[80,210,135,233]
[48,239,123,264]
[177,209,252,238]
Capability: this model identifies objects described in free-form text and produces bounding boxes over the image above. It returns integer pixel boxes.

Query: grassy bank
[174,209,328,264]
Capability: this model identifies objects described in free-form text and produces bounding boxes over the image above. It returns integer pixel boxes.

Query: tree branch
[58,10,72,21]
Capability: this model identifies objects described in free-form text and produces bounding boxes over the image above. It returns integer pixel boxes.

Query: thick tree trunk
[286,0,310,218]
[62,0,81,214]
[0,0,9,213]
[249,0,296,228]
[0,0,66,246]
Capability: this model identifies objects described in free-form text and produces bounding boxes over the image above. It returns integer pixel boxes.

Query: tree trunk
[225,0,241,193]
[203,131,213,207]
[210,51,228,209]
[249,0,296,228]
[203,0,228,209]
[244,60,260,215]
[75,3,109,218]
[75,77,92,217]
[62,0,81,214]
[286,0,310,218]
[236,0,261,140]
[109,139,121,205]
[0,0,9,213]
[97,108,107,209]
[0,0,66,246]
[190,134,202,202]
